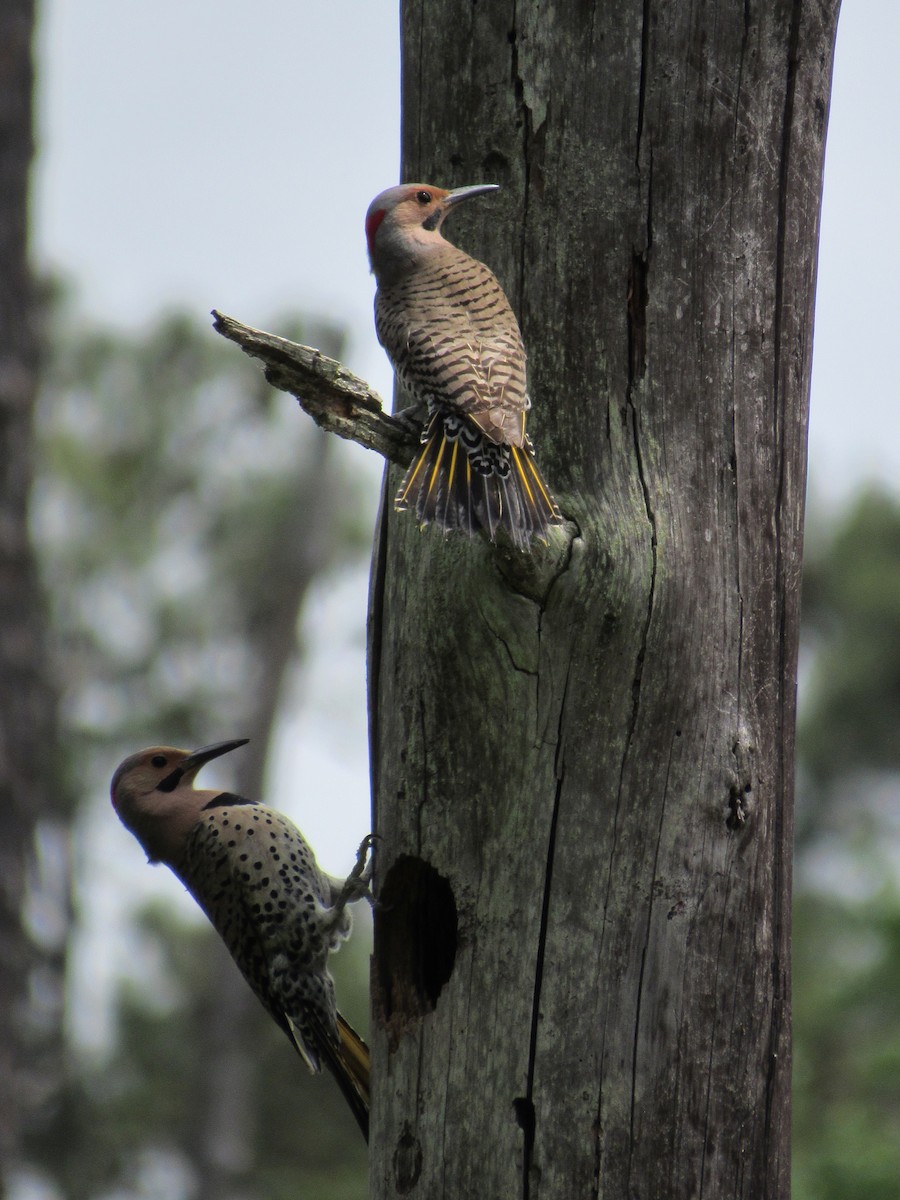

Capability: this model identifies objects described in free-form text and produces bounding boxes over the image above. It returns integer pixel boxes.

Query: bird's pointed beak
[444,183,500,207]
[157,738,249,793]
[181,738,249,777]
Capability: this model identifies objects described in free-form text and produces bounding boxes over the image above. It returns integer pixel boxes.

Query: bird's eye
[151,754,167,768]
[416,190,432,205]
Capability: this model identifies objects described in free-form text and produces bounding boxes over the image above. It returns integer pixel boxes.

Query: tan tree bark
[365,2,841,1197]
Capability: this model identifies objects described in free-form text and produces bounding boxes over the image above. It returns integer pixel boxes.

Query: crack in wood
[368,472,392,836]
[635,0,652,165]
[626,739,673,1187]
[624,129,656,748]
[518,775,563,1199]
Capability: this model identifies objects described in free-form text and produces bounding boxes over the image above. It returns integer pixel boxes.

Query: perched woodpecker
[366,182,562,550]
[110,738,373,1140]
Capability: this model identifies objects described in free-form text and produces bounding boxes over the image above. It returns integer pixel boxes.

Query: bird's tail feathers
[336,1013,370,1103]
[395,409,562,550]
[321,1013,370,1141]
[286,1014,320,1074]
[286,1011,369,1141]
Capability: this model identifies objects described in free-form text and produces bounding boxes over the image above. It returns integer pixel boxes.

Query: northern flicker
[110,738,373,1139]
[366,182,562,550]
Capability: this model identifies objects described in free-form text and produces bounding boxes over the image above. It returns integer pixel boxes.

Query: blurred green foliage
[793,893,900,1200]
[799,488,900,796]
[793,487,900,1199]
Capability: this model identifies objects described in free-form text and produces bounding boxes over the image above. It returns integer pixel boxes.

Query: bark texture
[212,312,417,465]
[368,2,839,1197]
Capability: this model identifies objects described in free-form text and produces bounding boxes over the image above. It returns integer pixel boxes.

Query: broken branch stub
[211,310,419,466]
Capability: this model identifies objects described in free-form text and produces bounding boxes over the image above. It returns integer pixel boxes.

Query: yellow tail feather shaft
[446,437,460,495]
[511,445,537,509]
[397,444,430,504]
[425,432,447,502]
[520,444,562,515]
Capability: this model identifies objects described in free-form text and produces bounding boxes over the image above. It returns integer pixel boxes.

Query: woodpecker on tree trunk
[110,738,373,1140]
[366,182,562,550]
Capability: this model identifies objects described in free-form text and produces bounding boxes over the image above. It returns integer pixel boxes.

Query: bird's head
[365,182,499,281]
[110,739,248,865]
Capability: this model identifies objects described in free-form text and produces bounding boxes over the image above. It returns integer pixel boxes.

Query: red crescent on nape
[365,209,386,255]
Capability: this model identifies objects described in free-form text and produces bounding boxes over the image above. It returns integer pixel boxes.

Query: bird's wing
[418,324,530,445]
[179,806,337,1071]
[376,254,531,446]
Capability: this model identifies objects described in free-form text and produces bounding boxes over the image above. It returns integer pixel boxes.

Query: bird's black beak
[157,738,249,793]
[444,183,500,207]
[422,184,500,232]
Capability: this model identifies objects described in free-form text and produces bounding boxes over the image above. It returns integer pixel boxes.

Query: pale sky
[31,1,899,1044]
[33,2,900,500]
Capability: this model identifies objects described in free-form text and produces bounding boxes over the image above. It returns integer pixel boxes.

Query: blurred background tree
[19,296,372,1200]
[0,0,69,1185]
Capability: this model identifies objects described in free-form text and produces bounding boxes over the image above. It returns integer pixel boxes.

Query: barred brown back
[376,245,529,447]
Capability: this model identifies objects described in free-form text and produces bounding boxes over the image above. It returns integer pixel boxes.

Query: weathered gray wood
[212,310,417,465]
[368,2,839,1197]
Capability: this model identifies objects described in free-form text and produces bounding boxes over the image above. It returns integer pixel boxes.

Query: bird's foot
[392,405,426,439]
[333,834,379,912]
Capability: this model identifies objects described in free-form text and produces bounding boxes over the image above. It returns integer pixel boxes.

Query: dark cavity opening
[375,855,458,1022]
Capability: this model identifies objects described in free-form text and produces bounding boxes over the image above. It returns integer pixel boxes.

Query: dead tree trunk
[368,2,839,1197]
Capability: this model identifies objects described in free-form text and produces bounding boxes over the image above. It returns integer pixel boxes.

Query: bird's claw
[334,833,379,910]
[392,405,426,438]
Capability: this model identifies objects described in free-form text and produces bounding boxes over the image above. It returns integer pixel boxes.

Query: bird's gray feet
[331,834,378,916]
[392,404,426,439]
